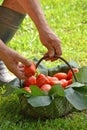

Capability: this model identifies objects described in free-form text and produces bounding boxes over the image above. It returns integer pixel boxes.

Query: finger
[48,48,55,57]
[16,54,31,66]
[18,63,25,68]
[8,65,27,80]
[44,42,55,58]
[18,67,25,72]
[44,52,56,61]
[52,41,62,56]
[55,45,62,56]
[13,69,27,80]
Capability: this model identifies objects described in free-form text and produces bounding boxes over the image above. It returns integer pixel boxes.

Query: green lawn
[0,0,87,130]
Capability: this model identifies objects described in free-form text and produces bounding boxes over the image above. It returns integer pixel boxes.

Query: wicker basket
[19,55,77,119]
[19,95,74,119]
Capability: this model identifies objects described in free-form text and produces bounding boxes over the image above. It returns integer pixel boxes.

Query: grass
[0,0,87,129]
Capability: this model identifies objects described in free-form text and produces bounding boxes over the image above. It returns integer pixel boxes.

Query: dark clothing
[0,6,25,43]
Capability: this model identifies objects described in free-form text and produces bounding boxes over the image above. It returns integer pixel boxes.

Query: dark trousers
[0,6,25,43]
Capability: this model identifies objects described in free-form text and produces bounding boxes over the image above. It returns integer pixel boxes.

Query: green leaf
[30,85,46,96]
[49,84,65,97]
[67,82,85,88]
[27,96,52,107]
[65,88,87,110]
[75,66,87,83]
[66,82,87,95]
[13,88,31,96]
[2,85,31,97]
[74,85,87,96]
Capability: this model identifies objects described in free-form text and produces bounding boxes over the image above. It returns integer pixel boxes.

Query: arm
[16,0,48,31]
[16,0,62,59]
[0,39,30,79]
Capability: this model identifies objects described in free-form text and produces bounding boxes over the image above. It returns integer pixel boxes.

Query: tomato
[23,87,31,93]
[36,75,50,87]
[24,76,36,87]
[67,68,79,80]
[36,74,46,80]
[67,79,72,85]
[53,72,67,80]
[24,61,36,77]
[47,76,60,85]
[60,79,68,88]
[40,84,52,92]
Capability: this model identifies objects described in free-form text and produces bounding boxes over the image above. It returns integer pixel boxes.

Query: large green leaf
[75,66,87,83]
[49,84,65,97]
[27,96,52,107]
[66,82,87,95]
[65,88,87,110]
[30,85,46,96]
[67,82,85,88]
[74,86,87,96]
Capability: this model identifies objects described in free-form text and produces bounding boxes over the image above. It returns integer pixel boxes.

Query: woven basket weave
[19,95,74,119]
[19,55,77,119]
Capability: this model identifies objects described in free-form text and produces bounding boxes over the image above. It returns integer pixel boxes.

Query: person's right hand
[4,49,32,80]
[3,48,31,80]
[0,40,31,80]
[39,26,62,61]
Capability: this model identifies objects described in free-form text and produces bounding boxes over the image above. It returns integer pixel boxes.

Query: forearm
[16,0,48,32]
[0,40,8,60]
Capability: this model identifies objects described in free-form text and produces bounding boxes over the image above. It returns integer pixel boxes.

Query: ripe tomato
[24,61,36,77]
[53,72,67,80]
[40,84,52,92]
[24,76,36,87]
[36,73,46,80]
[60,79,68,88]
[47,76,60,85]
[23,87,31,93]
[67,68,79,80]
[36,75,50,87]
[67,79,72,85]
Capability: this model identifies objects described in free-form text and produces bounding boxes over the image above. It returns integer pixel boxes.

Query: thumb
[48,48,55,58]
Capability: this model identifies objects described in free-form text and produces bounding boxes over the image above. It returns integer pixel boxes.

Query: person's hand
[0,45,31,80]
[4,49,31,80]
[39,26,62,61]
[3,48,31,80]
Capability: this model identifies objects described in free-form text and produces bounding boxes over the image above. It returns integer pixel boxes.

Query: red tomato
[53,72,67,80]
[23,87,31,93]
[36,75,50,87]
[40,84,52,92]
[24,76,36,87]
[47,76,60,85]
[60,79,68,88]
[67,68,79,80]
[36,74,46,80]
[67,79,72,85]
[24,61,36,77]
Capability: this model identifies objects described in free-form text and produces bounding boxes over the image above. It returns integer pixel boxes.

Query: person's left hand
[39,26,62,61]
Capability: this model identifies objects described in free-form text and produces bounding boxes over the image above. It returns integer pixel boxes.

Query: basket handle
[36,55,78,82]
